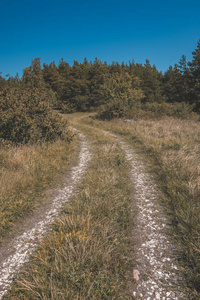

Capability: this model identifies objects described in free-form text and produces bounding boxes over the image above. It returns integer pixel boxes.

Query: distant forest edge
[0,39,200,143]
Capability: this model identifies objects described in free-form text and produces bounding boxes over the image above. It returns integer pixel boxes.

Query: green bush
[97,72,144,120]
[129,102,196,119]
[98,99,128,120]
[0,87,72,144]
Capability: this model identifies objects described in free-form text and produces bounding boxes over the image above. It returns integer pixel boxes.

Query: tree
[188,39,200,110]
[98,72,144,119]
[0,74,6,90]
[140,59,165,103]
[163,65,182,103]
[58,60,91,112]
[178,55,193,103]
[127,59,165,103]
[88,58,108,108]
[0,87,70,143]
[22,58,45,88]
[7,73,21,88]
[43,62,63,91]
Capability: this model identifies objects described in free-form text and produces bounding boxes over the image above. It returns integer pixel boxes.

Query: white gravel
[105,131,187,300]
[0,133,91,298]
[0,127,188,299]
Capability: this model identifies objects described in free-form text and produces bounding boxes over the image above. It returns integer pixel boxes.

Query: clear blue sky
[0,0,200,77]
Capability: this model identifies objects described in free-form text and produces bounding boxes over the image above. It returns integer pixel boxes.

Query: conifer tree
[163,65,182,103]
[140,59,165,103]
[88,58,108,108]
[0,74,6,90]
[22,58,45,88]
[188,39,200,110]
[98,72,144,119]
[58,58,70,79]
[178,55,193,103]
[43,62,63,91]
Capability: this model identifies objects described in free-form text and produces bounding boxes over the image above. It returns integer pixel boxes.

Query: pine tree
[178,55,193,103]
[88,58,108,108]
[188,39,200,110]
[43,62,62,91]
[140,60,165,103]
[58,58,70,79]
[163,65,182,103]
[22,58,45,88]
[98,71,144,119]
[0,74,6,90]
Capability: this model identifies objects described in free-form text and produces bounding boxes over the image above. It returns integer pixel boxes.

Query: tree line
[0,39,200,142]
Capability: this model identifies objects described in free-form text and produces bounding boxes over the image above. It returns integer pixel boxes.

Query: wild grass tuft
[5,123,134,299]
[0,136,76,242]
[82,115,200,297]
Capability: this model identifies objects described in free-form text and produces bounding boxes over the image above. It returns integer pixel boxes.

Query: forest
[0,39,200,144]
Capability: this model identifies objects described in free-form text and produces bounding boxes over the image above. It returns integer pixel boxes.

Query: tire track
[0,133,91,299]
[104,130,187,300]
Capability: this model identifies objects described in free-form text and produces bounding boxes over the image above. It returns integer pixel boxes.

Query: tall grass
[82,115,200,297]
[4,123,134,299]
[0,136,76,243]
[4,112,200,298]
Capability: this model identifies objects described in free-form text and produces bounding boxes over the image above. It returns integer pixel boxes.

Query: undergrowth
[4,123,134,299]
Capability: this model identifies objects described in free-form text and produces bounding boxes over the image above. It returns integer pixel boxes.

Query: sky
[0,0,200,77]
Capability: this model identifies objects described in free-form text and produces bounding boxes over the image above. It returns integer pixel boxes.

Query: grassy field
[5,120,134,299]
[0,134,77,243]
[3,112,200,298]
[82,114,200,297]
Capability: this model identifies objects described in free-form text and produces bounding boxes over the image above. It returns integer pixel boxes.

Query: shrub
[0,87,72,144]
[98,99,128,120]
[129,102,197,120]
[97,72,144,120]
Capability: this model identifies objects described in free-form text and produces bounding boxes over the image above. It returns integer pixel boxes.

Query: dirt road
[0,133,91,298]
[0,116,188,299]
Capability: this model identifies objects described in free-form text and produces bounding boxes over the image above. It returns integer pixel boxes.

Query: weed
[81,114,200,297]
[5,120,134,299]
[0,137,77,242]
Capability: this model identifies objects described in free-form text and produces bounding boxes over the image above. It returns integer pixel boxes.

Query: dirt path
[0,133,91,299]
[0,118,188,299]
[105,131,187,299]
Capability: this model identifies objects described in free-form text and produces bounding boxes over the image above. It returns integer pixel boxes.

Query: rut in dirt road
[0,133,91,299]
[105,131,187,300]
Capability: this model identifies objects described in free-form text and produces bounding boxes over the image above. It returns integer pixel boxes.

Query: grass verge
[81,114,200,298]
[0,135,77,243]
[4,122,134,299]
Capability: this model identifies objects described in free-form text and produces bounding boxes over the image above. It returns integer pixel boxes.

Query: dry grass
[82,115,200,297]
[5,123,134,299]
[4,112,200,298]
[0,137,77,242]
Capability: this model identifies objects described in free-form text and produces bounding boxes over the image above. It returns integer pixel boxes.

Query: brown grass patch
[0,137,77,242]
[81,115,200,297]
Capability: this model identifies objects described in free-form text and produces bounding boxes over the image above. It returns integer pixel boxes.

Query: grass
[81,114,200,298]
[3,112,200,298]
[4,121,134,299]
[0,135,77,243]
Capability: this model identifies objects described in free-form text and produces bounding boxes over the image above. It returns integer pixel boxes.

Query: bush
[98,99,128,120]
[129,102,197,120]
[0,87,72,144]
[97,72,144,120]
